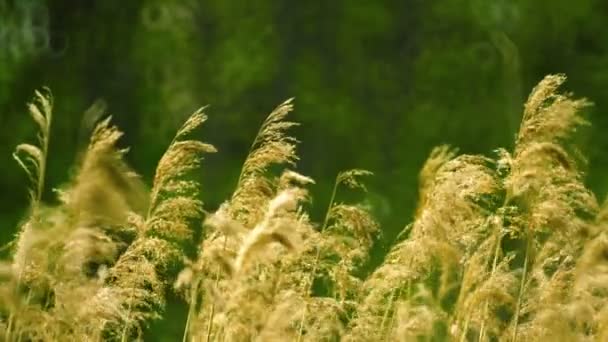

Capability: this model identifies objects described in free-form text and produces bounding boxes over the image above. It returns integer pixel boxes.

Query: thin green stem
[512,233,531,342]
[119,301,133,342]
[234,115,272,189]
[381,287,402,341]
[320,177,340,233]
[182,278,200,342]
[36,113,50,206]
[206,237,228,342]
[478,230,503,341]
[386,286,405,342]
[205,300,216,342]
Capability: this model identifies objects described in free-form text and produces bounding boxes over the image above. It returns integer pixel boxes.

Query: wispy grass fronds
[347,149,498,341]
[503,75,597,342]
[417,145,459,214]
[149,108,216,221]
[7,90,55,334]
[4,75,608,342]
[13,88,53,207]
[68,117,148,228]
[293,169,378,341]
[229,99,299,226]
[175,100,302,341]
[105,108,215,340]
[181,169,314,341]
[233,187,306,273]
[516,74,590,149]
[3,100,154,341]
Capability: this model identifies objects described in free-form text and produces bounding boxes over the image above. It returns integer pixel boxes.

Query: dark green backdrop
[2,0,608,268]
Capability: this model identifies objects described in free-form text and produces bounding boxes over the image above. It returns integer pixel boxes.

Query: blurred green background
[0,0,608,246]
[0,0,608,336]
[2,0,608,272]
[2,0,608,339]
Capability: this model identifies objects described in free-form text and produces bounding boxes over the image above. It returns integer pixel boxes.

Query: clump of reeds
[2,74,608,342]
[174,101,379,342]
[1,93,214,341]
[346,74,600,341]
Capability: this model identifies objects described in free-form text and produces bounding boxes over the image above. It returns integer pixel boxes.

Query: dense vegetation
[2,75,608,341]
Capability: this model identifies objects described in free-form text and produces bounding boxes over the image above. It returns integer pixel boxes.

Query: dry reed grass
[1,74,605,341]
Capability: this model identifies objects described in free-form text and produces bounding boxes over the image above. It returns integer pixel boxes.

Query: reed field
[1,74,607,341]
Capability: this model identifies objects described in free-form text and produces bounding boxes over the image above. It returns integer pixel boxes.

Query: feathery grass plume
[419,155,499,252]
[13,88,53,207]
[452,75,597,341]
[319,169,377,275]
[97,108,215,340]
[502,74,598,341]
[292,169,379,341]
[516,74,589,149]
[345,148,453,341]
[101,238,173,340]
[67,116,148,228]
[176,100,301,341]
[6,90,53,336]
[11,115,144,284]
[233,187,307,273]
[229,99,299,226]
[3,104,152,341]
[452,217,517,341]
[417,145,458,215]
[148,108,216,239]
[322,204,379,291]
[336,169,373,191]
[57,116,148,290]
[347,149,499,341]
[557,202,608,341]
[180,170,314,341]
